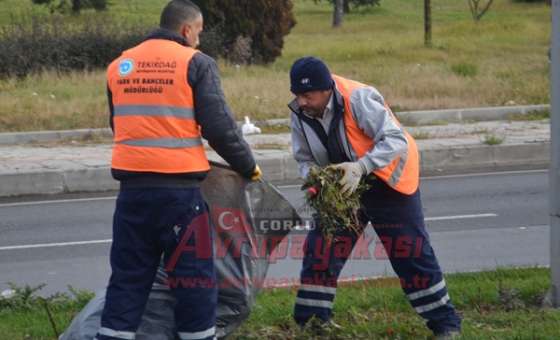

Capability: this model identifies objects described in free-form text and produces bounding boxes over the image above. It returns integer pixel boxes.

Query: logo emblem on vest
[119,59,134,77]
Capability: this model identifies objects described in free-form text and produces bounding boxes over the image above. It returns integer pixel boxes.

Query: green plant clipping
[302,166,371,240]
[483,134,505,145]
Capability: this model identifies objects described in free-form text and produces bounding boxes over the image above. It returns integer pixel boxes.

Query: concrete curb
[256,104,550,127]
[0,104,549,146]
[0,142,549,197]
[396,104,549,126]
[0,128,113,146]
[418,142,550,176]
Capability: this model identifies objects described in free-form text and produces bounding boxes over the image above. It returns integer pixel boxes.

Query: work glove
[250,164,263,181]
[328,162,367,195]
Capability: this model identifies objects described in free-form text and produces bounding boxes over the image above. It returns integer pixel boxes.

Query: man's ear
[180,23,189,38]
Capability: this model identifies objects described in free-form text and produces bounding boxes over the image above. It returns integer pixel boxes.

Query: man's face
[295,90,332,118]
[182,14,204,48]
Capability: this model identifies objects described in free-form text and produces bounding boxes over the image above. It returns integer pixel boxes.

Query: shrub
[31,0,110,14]
[196,0,296,64]
[451,62,478,77]
[198,26,225,60]
[482,134,505,145]
[0,15,149,78]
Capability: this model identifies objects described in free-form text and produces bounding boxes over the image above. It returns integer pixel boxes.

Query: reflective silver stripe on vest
[414,293,450,314]
[295,297,333,309]
[178,326,216,339]
[114,105,195,119]
[151,282,171,291]
[119,138,203,149]
[388,147,408,187]
[407,280,446,301]
[98,327,136,339]
[299,284,337,295]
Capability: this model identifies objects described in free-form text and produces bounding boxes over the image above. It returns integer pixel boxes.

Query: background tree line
[0,0,551,78]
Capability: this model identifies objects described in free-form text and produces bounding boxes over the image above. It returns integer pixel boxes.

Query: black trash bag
[60,162,301,339]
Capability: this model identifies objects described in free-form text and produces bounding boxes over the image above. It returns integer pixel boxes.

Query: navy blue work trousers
[96,187,217,340]
[294,180,462,334]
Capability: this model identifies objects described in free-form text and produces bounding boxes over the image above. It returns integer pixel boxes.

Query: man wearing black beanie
[288,56,461,339]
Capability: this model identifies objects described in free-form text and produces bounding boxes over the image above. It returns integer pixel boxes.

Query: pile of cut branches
[302,166,370,239]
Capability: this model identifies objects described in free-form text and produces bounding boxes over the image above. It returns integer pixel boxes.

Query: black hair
[160,0,202,32]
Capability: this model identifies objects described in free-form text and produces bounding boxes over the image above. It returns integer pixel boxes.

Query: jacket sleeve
[188,53,256,178]
[107,85,114,133]
[349,86,408,173]
[290,113,317,179]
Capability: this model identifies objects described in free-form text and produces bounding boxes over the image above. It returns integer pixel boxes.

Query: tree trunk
[424,0,432,47]
[475,0,494,21]
[333,0,344,27]
[71,0,81,13]
[343,0,350,14]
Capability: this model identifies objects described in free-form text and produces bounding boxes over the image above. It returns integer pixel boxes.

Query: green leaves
[303,166,370,239]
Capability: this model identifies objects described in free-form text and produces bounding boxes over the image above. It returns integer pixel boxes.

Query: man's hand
[328,162,366,195]
[251,165,263,181]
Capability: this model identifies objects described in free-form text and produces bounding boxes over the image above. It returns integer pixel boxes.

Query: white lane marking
[0,196,116,208]
[426,213,498,221]
[0,239,112,251]
[422,169,547,180]
[0,213,497,251]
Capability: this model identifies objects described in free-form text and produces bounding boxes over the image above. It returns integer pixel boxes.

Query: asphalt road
[0,170,549,296]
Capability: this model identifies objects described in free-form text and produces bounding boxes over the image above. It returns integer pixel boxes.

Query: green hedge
[0,16,148,78]
[0,15,229,78]
[0,0,296,78]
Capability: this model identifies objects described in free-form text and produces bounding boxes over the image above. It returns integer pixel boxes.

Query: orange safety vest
[107,39,210,174]
[333,75,420,195]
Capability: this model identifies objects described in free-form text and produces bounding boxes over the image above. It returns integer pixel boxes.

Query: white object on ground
[241,116,262,135]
